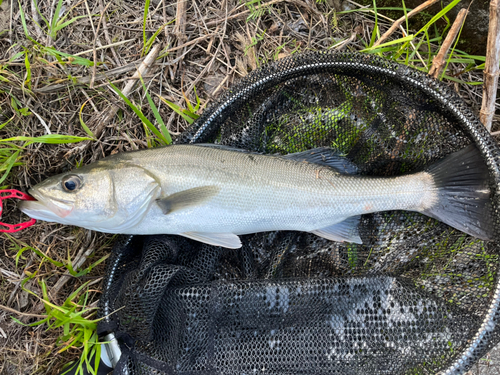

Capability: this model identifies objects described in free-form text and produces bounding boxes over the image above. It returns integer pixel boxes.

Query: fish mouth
[18,189,73,222]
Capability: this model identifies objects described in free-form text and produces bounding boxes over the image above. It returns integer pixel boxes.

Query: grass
[6,233,111,373]
[0,0,494,373]
[340,0,485,82]
[244,0,272,21]
[0,113,90,186]
[109,80,172,146]
[159,85,201,126]
[13,280,101,375]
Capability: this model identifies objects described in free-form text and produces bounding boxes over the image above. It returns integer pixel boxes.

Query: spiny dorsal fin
[282,147,358,174]
[156,186,220,214]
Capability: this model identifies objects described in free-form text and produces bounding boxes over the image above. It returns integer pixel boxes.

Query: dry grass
[0,0,495,374]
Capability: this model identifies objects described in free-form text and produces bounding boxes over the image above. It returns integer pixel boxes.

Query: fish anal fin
[157,186,220,214]
[283,147,358,174]
[311,216,362,244]
[180,232,242,249]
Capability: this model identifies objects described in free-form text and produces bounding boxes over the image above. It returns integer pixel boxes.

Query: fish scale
[119,146,429,233]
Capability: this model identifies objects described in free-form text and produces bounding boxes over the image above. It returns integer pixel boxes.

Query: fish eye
[62,175,82,192]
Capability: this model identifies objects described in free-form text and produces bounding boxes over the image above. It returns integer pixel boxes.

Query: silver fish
[19,144,492,248]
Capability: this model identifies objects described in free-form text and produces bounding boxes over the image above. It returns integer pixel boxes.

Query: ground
[0,0,499,374]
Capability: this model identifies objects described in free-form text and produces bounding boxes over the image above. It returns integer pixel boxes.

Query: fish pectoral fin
[310,216,362,244]
[156,186,220,214]
[180,232,242,249]
[282,147,358,174]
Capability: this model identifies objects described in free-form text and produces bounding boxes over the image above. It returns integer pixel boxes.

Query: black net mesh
[97,52,500,374]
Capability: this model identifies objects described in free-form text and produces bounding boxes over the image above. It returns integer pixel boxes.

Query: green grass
[0,127,90,186]
[141,0,173,56]
[347,244,358,269]
[34,0,88,41]
[13,280,102,375]
[0,91,90,185]
[19,0,93,46]
[348,0,483,81]
[244,29,266,55]
[7,233,113,373]
[9,233,111,282]
[159,87,201,126]
[242,0,483,81]
[244,0,272,21]
[109,81,172,147]
[0,0,98,198]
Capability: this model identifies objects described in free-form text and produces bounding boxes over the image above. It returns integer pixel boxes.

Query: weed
[12,280,102,375]
[8,233,111,277]
[79,102,96,139]
[244,29,266,55]
[159,87,201,126]
[6,231,112,373]
[244,0,272,21]
[0,112,90,185]
[139,76,172,145]
[342,0,484,81]
[347,244,358,269]
[141,0,173,56]
[109,81,172,146]
[21,0,89,42]
[18,3,95,67]
[369,0,379,48]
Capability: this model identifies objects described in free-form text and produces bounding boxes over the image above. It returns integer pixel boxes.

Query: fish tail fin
[422,145,493,240]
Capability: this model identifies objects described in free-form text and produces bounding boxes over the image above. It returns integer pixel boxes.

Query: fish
[19,144,493,249]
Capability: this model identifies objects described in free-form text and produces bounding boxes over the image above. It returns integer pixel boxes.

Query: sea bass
[19,144,492,248]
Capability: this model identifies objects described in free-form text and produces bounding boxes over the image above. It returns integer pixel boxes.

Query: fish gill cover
[96,51,500,375]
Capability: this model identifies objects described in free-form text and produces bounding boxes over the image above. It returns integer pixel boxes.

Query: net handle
[0,189,36,233]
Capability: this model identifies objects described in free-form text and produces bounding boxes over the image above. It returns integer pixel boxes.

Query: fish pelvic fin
[157,186,220,214]
[423,145,493,241]
[180,232,242,249]
[310,216,362,244]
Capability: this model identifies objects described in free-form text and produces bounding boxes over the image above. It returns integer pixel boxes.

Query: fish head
[19,160,161,232]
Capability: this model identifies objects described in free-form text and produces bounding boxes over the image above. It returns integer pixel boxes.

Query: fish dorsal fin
[282,147,358,174]
[194,144,260,154]
[180,232,242,249]
[157,186,220,214]
[310,216,362,244]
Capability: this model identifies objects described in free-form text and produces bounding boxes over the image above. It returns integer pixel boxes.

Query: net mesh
[97,52,500,374]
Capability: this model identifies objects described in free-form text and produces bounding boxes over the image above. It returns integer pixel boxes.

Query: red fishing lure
[0,189,36,233]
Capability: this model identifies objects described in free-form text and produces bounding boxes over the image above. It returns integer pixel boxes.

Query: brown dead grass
[0,0,494,374]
